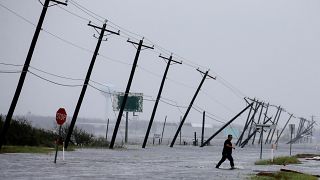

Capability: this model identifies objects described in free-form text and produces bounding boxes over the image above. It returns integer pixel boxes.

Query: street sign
[254,124,276,130]
[56,108,67,125]
[54,108,67,163]
[113,92,143,112]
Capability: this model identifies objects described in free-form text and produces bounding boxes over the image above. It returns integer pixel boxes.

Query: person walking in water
[216,134,235,169]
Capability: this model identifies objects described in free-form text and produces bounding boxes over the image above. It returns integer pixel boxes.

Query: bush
[0,116,94,148]
[0,116,55,147]
[54,123,94,146]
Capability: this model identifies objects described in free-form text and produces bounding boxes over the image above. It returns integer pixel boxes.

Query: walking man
[216,134,235,169]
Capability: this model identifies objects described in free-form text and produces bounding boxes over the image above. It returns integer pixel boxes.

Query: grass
[255,156,300,165]
[295,153,320,158]
[0,145,75,154]
[250,171,317,180]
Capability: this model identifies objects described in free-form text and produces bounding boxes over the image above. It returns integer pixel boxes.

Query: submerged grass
[0,145,74,154]
[255,156,300,165]
[251,171,317,180]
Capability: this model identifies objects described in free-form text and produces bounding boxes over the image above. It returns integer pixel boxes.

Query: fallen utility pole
[170,69,215,147]
[236,99,254,146]
[275,114,293,144]
[264,106,280,144]
[268,108,282,144]
[109,39,154,149]
[246,102,261,141]
[265,107,281,144]
[65,21,120,149]
[0,0,67,149]
[142,54,181,148]
[252,103,264,145]
[258,103,269,144]
[240,116,273,148]
[201,102,254,147]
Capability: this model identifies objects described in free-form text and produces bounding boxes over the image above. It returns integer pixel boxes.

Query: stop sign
[56,108,67,125]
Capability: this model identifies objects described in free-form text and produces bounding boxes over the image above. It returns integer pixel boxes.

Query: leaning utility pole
[64,21,120,149]
[109,39,154,149]
[142,54,181,148]
[170,69,215,147]
[0,0,67,149]
[201,103,254,147]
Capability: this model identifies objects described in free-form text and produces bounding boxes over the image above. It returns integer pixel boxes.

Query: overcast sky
[1,0,319,127]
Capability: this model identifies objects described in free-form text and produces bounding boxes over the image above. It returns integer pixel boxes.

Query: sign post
[54,108,67,163]
[255,124,276,159]
[289,124,295,156]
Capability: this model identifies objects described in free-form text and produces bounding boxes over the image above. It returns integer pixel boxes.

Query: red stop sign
[56,108,67,125]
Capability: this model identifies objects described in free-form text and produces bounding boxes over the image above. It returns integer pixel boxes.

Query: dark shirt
[222,139,232,155]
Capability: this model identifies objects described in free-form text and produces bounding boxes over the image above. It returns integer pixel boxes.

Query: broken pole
[200,102,254,147]
[109,39,153,149]
[142,55,181,148]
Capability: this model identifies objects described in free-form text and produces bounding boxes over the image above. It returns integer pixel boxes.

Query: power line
[28,70,83,87]
[56,1,247,101]
[0,70,22,74]
[58,0,247,101]
[68,0,104,23]
[0,2,36,26]
[2,1,303,122]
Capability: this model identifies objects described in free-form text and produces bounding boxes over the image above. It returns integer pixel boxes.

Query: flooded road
[1,143,319,179]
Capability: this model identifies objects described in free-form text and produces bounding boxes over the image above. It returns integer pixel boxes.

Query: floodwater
[1,143,319,179]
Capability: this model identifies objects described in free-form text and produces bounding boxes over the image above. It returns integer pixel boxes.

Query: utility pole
[106,118,109,141]
[180,116,182,145]
[160,116,167,144]
[170,69,215,147]
[142,54,181,148]
[260,127,263,159]
[201,111,205,146]
[65,21,120,149]
[311,115,314,143]
[0,0,67,149]
[125,111,129,143]
[109,39,154,149]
